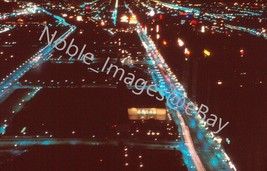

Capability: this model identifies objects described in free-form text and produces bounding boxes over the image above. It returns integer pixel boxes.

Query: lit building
[128,108,167,120]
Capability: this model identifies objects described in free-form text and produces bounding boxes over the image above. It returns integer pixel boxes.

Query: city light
[177,38,184,47]
[163,40,167,46]
[0,1,262,170]
[129,15,138,24]
[149,10,155,16]
[156,25,159,33]
[240,49,244,55]
[201,26,205,33]
[120,15,129,23]
[204,49,211,57]
[76,16,83,21]
[184,48,190,56]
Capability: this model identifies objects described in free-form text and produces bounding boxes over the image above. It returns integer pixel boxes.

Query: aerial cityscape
[0,0,266,170]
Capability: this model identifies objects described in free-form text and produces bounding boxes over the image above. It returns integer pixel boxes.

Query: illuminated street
[0,0,266,170]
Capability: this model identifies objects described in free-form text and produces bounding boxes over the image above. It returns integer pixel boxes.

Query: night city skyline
[0,0,266,171]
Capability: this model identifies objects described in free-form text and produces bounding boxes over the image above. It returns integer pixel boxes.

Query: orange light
[163,40,167,46]
[204,49,211,57]
[129,15,138,24]
[184,48,190,56]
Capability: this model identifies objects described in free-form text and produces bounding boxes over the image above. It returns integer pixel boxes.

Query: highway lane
[124,4,202,171]
[0,6,38,20]
[112,0,119,26]
[0,138,182,151]
[0,7,76,100]
[176,111,206,171]
[137,21,235,171]
[124,2,236,170]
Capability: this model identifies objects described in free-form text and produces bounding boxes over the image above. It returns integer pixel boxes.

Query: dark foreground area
[0,145,187,171]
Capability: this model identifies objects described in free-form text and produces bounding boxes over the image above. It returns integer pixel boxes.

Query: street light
[240,49,244,57]
[177,38,184,47]
[204,49,211,57]
[184,48,190,56]
[163,40,167,46]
